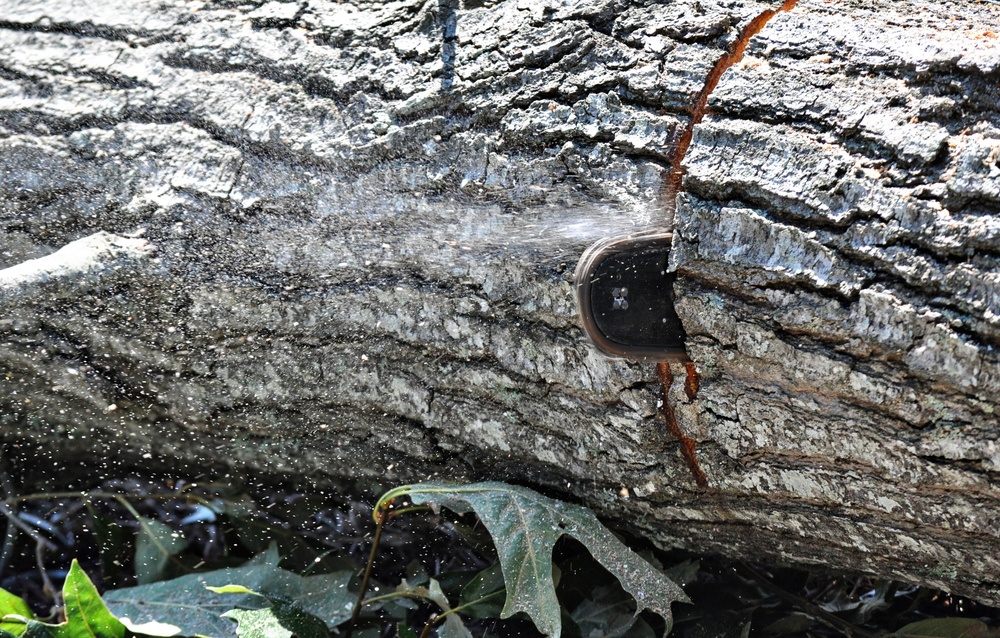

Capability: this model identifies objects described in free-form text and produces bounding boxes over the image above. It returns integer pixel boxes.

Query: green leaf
[0,619,29,638]
[458,564,505,619]
[104,545,353,637]
[135,516,190,585]
[222,609,292,638]
[107,573,261,637]
[62,560,127,638]
[205,585,259,595]
[230,516,347,575]
[893,618,999,638]
[222,604,329,638]
[19,623,56,638]
[0,587,35,637]
[392,578,451,611]
[447,521,498,561]
[19,561,127,638]
[0,589,35,622]
[426,579,451,612]
[439,615,473,638]
[570,585,652,638]
[404,561,430,587]
[377,482,688,638]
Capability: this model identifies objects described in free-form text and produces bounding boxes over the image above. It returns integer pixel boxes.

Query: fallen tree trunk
[1,0,998,605]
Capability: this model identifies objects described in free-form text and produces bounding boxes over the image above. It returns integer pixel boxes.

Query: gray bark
[1,0,999,605]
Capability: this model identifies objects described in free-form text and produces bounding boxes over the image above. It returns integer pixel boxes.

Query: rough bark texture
[1,0,998,605]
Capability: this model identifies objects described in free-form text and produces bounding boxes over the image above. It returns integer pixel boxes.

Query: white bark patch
[680,204,863,295]
[904,324,985,391]
[469,418,511,452]
[0,231,154,303]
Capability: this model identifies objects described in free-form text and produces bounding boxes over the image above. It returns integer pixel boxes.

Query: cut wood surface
[0,0,998,604]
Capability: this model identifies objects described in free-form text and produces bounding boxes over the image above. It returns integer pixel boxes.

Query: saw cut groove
[657,0,800,488]
[661,0,800,219]
[658,361,708,488]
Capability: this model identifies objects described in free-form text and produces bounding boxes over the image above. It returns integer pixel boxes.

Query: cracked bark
[0,0,998,605]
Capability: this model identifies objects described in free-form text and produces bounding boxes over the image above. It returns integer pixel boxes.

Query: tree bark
[1,0,998,605]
